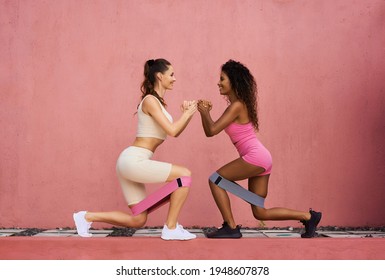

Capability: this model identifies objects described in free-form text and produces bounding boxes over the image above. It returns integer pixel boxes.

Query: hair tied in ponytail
[147,59,155,67]
[141,58,171,107]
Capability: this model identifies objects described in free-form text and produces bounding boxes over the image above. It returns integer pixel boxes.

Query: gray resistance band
[209,172,265,208]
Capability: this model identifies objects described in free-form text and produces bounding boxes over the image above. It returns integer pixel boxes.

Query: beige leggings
[116,146,172,206]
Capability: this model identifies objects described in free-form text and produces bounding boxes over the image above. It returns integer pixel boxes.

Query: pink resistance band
[131,176,192,216]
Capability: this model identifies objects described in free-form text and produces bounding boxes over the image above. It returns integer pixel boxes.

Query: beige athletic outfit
[116,95,173,206]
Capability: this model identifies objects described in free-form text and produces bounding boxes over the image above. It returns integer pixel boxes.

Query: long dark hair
[140,58,171,107]
[221,59,259,131]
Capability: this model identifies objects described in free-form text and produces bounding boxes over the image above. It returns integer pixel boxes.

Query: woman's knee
[179,166,191,177]
[208,179,218,190]
[252,206,266,220]
[130,213,147,228]
[169,165,191,180]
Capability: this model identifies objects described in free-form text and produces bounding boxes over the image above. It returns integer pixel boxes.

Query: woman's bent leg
[209,179,235,228]
[85,210,147,228]
[73,210,147,237]
[165,164,191,229]
[160,164,196,240]
[248,175,321,237]
[211,158,265,229]
[248,175,311,221]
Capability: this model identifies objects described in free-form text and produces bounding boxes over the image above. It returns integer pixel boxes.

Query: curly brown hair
[221,59,259,130]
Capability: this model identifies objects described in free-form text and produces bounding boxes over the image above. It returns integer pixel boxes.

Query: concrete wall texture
[1,0,385,229]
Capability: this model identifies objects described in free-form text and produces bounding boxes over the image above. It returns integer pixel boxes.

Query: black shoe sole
[206,229,242,239]
[206,233,243,239]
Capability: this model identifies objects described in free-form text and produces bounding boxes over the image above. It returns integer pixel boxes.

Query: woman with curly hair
[198,60,321,238]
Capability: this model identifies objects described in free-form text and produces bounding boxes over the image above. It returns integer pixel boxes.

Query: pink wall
[1,0,385,229]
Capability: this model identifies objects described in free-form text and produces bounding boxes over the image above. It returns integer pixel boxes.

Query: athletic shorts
[235,139,273,176]
[116,146,172,206]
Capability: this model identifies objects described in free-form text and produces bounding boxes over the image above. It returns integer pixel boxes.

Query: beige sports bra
[136,95,173,140]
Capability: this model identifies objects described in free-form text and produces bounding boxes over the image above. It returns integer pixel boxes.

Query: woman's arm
[198,100,242,137]
[142,96,197,137]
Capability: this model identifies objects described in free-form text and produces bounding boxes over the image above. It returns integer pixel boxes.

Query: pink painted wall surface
[1,0,385,229]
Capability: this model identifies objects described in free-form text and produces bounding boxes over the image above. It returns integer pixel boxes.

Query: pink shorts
[235,139,272,176]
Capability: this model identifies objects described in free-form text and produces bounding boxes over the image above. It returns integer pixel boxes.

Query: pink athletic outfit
[224,122,272,176]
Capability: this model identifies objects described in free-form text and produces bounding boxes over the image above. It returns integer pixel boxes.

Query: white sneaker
[73,211,92,237]
[161,223,196,240]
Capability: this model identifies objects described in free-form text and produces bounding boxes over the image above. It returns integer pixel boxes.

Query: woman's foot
[161,223,196,240]
[73,211,92,237]
[301,209,322,238]
[206,222,242,239]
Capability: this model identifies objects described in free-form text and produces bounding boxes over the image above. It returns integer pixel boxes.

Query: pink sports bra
[136,95,173,140]
[224,122,256,146]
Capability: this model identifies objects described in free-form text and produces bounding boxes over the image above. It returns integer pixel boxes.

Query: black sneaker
[206,222,242,239]
[301,209,322,238]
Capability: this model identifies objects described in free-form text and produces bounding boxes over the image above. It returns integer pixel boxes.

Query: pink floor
[1,237,384,260]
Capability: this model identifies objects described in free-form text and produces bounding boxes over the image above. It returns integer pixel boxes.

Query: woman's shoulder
[142,95,162,107]
[227,100,245,111]
[228,100,249,122]
[140,95,163,115]
[232,100,245,107]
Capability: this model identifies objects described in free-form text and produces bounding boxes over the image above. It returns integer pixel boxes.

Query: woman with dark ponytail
[141,59,168,107]
[74,58,198,240]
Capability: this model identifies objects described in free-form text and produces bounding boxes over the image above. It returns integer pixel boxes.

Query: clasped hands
[181,99,212,114]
